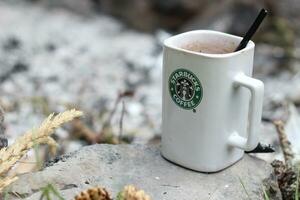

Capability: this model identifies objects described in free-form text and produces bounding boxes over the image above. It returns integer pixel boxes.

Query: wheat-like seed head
[0,176,18,191]
[0,109,83,192]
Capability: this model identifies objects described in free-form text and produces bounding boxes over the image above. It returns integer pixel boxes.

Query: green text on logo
[169,68,203,110]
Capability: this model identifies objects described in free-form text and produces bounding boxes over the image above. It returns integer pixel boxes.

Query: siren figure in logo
[169,68,202,110]
[176,78,194,101]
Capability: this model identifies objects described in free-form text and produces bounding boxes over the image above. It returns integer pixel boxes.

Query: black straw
[235,8,268,52]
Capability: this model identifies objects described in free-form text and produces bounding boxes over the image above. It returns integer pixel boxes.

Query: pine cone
[74,187,112,200]
[118,185,151,200]
[271,160,298,200]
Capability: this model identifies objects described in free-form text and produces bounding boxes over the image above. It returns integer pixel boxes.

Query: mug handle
[228,73,264,151]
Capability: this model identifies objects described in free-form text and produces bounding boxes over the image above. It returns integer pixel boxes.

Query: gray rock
[0,2,162,145]
[38,0,95,15]
[8,144,280,200]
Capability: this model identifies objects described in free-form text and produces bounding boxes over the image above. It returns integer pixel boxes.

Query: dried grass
[0,109,83,192]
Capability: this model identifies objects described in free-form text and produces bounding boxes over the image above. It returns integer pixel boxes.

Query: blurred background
[0,0,300,172]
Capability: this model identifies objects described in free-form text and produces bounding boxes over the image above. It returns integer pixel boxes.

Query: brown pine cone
[271,160,298,200]
[74,187,112,200]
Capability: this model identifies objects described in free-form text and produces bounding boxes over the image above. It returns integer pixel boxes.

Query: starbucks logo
[169,68,203,110]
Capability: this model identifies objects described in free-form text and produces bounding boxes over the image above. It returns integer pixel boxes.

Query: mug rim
[164,30,255,58]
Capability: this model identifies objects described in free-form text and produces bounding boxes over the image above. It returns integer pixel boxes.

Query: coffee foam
[181,41,236,54]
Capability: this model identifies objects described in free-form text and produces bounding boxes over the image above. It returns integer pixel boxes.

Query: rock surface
[8,144,280,199]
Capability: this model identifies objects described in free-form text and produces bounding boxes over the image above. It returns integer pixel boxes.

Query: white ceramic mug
[161,30,264,172]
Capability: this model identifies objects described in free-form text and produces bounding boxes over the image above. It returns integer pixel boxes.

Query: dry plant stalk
[273,120,294,168]
[0,176,18,191]
[0,109,83,192]
[74,187,112,200]
[71,90,133,145]
[71,118,98,144]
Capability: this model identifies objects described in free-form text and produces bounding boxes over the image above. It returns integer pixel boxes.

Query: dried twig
[98,91,133,142]
[273,120,294,168]
[101,91,133,131]
[119,100,125,143]
[71,119,98,144]
[71,91,133,144]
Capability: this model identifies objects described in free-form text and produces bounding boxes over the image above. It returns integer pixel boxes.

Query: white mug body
[161,30,263,172]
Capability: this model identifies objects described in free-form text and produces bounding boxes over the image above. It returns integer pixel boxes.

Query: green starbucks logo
[169,68,203,110]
